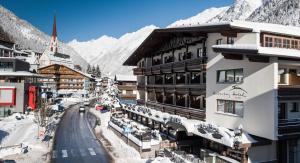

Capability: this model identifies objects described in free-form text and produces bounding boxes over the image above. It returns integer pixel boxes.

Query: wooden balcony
[278,119,300,139]
[133,67,145,76]
[144,57,207,75]
[278,86,300,100]
[117,85,137,90]
[58,86,84,89]
[119,93,137,100]
[145,101,205,121]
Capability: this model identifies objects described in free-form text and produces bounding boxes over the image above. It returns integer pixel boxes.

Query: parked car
[79,106,85,113]
[83,99,89,106]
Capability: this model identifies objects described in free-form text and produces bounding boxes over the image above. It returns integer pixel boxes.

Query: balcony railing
[145,101,205,120]
[144,57,207,75]
[278,119,300,138]
[133,67,145,76]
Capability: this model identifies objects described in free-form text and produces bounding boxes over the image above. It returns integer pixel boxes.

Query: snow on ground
[90,107,149,163]
[0,113,49,162]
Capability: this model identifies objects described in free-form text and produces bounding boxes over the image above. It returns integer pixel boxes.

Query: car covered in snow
[83,99,90,106]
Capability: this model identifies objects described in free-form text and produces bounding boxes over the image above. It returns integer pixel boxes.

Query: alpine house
[123,21,300,163]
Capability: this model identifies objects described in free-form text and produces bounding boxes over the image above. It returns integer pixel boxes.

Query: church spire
[50,14,58,53]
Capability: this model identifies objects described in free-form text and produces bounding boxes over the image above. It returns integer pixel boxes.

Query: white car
[83,99,89,106]
[79,106,85,113]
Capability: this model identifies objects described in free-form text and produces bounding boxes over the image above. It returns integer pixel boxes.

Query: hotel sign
[215,85,247,100]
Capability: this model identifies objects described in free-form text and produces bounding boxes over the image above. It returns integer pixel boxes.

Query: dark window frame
[217,69,243,84]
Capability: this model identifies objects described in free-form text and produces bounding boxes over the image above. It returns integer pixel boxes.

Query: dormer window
[227,37,235,44]
[216,39,222,45]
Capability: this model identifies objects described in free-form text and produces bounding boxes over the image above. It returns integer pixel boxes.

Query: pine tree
[96,65,101,78]
[87,64,92,74]
[92,65,96,76]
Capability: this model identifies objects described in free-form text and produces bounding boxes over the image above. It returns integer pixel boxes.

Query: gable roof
[38,64,92,79]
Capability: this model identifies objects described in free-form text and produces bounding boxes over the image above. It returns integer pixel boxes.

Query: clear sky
[1,0,233,42]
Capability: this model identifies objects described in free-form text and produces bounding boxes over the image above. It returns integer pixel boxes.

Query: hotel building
[123,21,300,163]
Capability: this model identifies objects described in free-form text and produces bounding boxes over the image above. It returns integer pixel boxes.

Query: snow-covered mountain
[209,0,263,22]
[167,7,229,28]
[0,5,88,70]
[68,25,157,76]
[247,0,300,26]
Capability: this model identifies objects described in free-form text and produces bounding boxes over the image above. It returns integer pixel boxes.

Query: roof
[115,74,137,82]
[38,64,93,79]
[123,21,300,66]
[0,71,42,77]
[213,44,300,59]
[0,44,12,50]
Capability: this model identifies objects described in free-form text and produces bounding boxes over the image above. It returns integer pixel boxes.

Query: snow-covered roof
[38,64,93,79]
[213,44,300,59]
[115,74,137,82]
[0,71,42,77]
[0,44,12,50]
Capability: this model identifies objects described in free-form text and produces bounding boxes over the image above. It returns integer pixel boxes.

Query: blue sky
[1,0,233,42]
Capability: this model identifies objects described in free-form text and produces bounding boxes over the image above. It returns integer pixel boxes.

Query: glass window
[217,100,244,117]
[274,38,282,48]
[165,93,174,105]
[155,75,163,85]
[165,74,173,84]
[191,72,201,84]
[291,40,299,49]
[197,48,203,58]
[217,71,226,83]
[227,37,235,44]
[216,39,222,45]
[156,92,164,103]
[176,73,185,84]
[265,37,273,47]
[190,95,201,109]
[291,102,299,112]
[283,39,291,48]
[217,69,243,83]
[176,94,186,107]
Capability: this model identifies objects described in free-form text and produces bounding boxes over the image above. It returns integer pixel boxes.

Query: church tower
[50,15,58,53]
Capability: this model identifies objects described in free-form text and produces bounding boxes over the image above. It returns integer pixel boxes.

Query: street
[51,104,111,163]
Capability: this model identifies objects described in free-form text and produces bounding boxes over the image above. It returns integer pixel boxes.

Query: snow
[89,109,148,163]
[115,74,137,82]
[0,71,41,77]
[68,25,158,76]
[212,44,258,50]
[167,7,229,28]
[0,113,49,162]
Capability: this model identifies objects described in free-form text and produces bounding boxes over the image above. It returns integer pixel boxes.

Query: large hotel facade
[123,21,300,163]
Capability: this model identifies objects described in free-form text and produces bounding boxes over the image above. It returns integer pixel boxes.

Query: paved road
[52,105,111,163]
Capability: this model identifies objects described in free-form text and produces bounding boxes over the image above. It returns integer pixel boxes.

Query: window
[283,39,291,48]
[217,100,244,117]
[217,69,243,83]
[165,74,174,84]
[291,40,299,49]
[227,37,235,44]
[202,72,206,83]
[291,102,299,112]
[156,92,164,103]
[0,62,13,71]
[190,95,201,109]
[165,93,174,105]
[216,39,222,45]
[147,76,155,85]
[190,72,201,84]
[176,94,186,107]
[176,73,186,84]
[164,56,173,63]
[178,53,183,61]
[197,48,203,57]
[264,37,273,47]
[274,38,282,48]
[155,75,163,85]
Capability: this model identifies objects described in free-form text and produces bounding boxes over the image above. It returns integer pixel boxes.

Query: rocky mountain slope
[0,5,88,70]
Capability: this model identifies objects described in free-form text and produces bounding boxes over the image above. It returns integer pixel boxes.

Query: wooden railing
[144,57,207,75]
[278,118,300,138]
[133,67,145,76]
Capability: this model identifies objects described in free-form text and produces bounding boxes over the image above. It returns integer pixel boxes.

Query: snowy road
[51,104,111,163]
